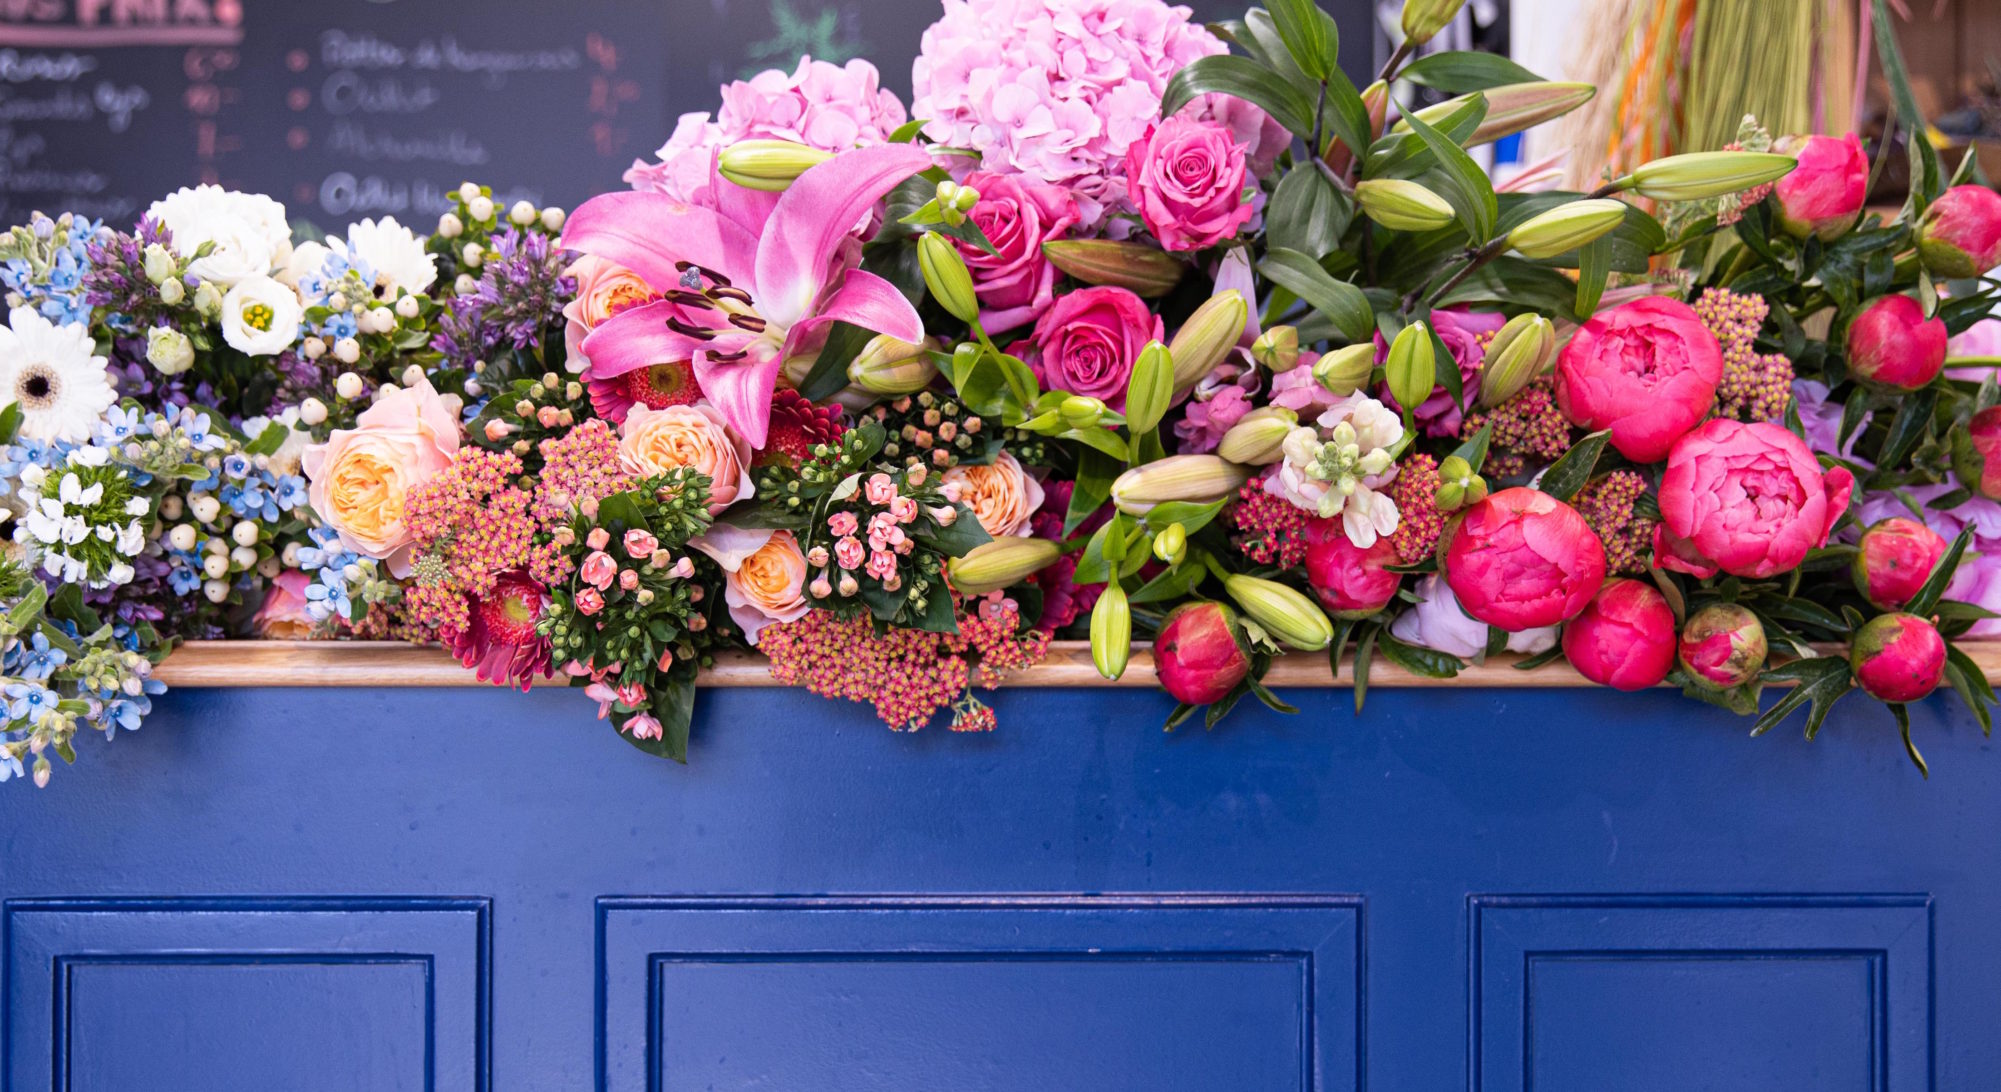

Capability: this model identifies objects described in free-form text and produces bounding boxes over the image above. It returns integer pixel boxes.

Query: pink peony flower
[1153,600,1250,704]
[1560,578,1676,691]
[625,57,907,207]
[1772,133,1868,241]
[1555,296,1723,463]
[1850,612,1947,703]
[1302,518,1402,619]
[1852,517,1948,611]
[1375,308,1506,437]
[1677,603,1767,690]
[956,170,1081,332]
[1123,116,1255,251]
[1024,284,1162,409]
[1441,487,1607,631]
[1655,419,1855,580]
[302,375,461,575]
[1956,406,2001,501]
[1847,295,1946,391]
[1389,574,1557,658]
[1918,184,2001,278]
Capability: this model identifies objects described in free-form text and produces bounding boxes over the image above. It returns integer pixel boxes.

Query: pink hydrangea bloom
[625,57,908,205]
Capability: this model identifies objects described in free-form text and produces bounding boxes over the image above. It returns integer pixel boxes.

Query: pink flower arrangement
[1555,297,1723,463]
[1123,116,1255,251]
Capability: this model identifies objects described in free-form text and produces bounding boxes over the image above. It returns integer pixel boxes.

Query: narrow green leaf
[1395,96,1498,242]
[796,321,874,403]
[1574,234,1611,319]
[1375,632,1464,678]
[1161,54,1315,137]
[1258,247,1373,341]
[1894,704,1929,778]
[1907,528,1972,619]
[1266,0,1340,82]
[1537,429,1610,502]
[1400,50,1547,92]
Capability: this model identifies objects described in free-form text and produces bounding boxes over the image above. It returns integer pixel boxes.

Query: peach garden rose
[725,530,812,644]
[302,375,460,573]
[942,451,1044,537]
[617,402,752,514]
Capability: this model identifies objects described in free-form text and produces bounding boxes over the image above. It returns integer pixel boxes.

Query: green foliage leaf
[1267,167,1350,259]
[1266,0,1339,82]
[1066,448,1120,537]
[0,401,24,446]
[1907,528,1972,619]
[1449,420,1493,476]
[1537,429,1610,502]
[1374,631,1464,678]
[1258,247,1373,341]
[795,321,875,403]
[1574,234,1611,319]
[1400,50,1546,92]
[1396,96,1498,243]
[1944,643,1996,736]
[1143,498,1229,535]
[1749,657,1853,739]
[1161,54,1315,136]
[1894,703,1928,778]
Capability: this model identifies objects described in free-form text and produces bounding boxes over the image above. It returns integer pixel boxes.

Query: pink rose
[562,255,659,374]
[1555,296,1723,463]
[575,587,605,616]
[1560,579,1676,691]
[1847,295,1946,391]
[1918,184,2001,278]
[1442,487,1607,631]
[1303,519,1402,619]
[1678,604,1768,690]
[956,170,1080,332]
[1851,612,1947,703]
[1375,308,1506,437]
[864,472,898,506]
[1123,116,1255,251]
[1772,133,1867,241]
[1025,285,1162,409]
[618,402,752,514]
[722,529,811,645]
[622,529,659,558]
[253,570,315,638]
[302,376,461,573]
[580,551,617,590]
[1853,517,1948,611]
[1153,601,1251,705]
[1655,419,1855,580]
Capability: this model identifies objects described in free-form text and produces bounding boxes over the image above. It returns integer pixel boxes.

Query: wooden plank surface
[151,639,2001,689]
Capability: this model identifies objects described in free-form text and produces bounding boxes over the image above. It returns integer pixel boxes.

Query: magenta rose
[1025,285,1162,410]
[1918,184,2001,278]
[1154,600,1251,704]
[1847,295,1946,391]
[1555,296,1723,463]
[1441,487,1607,631]
[1954,405,2001,501]
[1303,519,1402,619]
[1375,308,1506,437]
[1654,419,1856,580]
[1851,612,1947,704]
[1677,603,1767,690]
[1852,517,1949,611]
[1772,133,1867,241]
[956,170,1081,333]
[1561,578,1676,691]
[1124,116,1256,252]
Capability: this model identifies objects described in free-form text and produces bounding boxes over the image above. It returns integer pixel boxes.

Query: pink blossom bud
[1953,406,2001,501]
[619,568,639,590]
[1677,603,1767,690]
[484,419,516,442]
[1771,133,1868,241]
[657,648,675,672]
[673,557,695,579]
[1847,295,1946,391]
[1852,518,1948,611]
[838,573,859,596]
[623,529,659,557]
[1851,612,1947,703]
[1153,601,1251,705]
[1303,519,1402,620]
[928,505,957,526]
[586,527,610,550]
[575,587,605,616]
[810,576,833,599]
[1917,184,2001,278]
[1560,579,1676,691]
[806,546,830,567]
[580,551,617,589]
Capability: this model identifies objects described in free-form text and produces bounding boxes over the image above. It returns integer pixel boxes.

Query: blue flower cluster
[0,213,100,327]
[296,526,365,622]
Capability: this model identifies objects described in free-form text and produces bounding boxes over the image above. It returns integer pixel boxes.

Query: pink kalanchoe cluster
[625,57,907,206]
[1694,287,1793,422]
[1228,471,1314,568]
[1387,453,1444,564]
[1573,470,1656,575]
[534,419,634,523]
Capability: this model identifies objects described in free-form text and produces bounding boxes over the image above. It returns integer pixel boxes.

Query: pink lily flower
[561,143,930,448]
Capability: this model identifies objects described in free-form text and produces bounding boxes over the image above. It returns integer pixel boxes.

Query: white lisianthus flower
[279,239,332,291]
[145,327,195,375]
[1265,391,1405,548]
[0,306,114,444]
[147,184,292,285]
[220,276,304,357]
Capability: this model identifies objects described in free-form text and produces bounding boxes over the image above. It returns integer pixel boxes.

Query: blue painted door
[2,684,1994,1089]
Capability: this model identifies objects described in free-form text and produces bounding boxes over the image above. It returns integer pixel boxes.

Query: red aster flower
[448,569,554,690]
[759,388,846,466]
[586,359,700,425]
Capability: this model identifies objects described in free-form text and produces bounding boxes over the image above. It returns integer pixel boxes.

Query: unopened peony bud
[146,327,195,375]
[1313,343,1375,396]
[1251,325,1300,372]
[1154,601,1251,703]
[1479,313,1556,407]
[1152,522,1188,566]
[1355,178,1457,233]
[1040,239,1185,297]
[1562,579,1676,690]
[948,538,1063,595]
[1507,199,1628,259]
[1917,184,2001,278]
[1303,521,1402,619]
[1851,612,1948,703]
[1225,573,1333,651]
[1125,341,1174,435]
[1059,395,1108,430]
[1852,517,1949,611]
[142,243,175,285]
[1111,454,1252,515]
[848,334,939,395]
[1216,407,1298,465]
[1848,295,1946,391]
[918,231,979,324]
[718,139,834,191]
[1397,82,1596,148]
[1400,0,1467,45]
[1677,603,1767,690]
[1168,290,1249,394]
[1090,580,1132,680]
[1385,322,1436,416]
[1771,133,1868,241]
[1624,151,1796,202]
[1954,406,2001,501]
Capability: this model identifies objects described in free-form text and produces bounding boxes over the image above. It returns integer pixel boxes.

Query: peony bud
[1111,455,1252,515]
[1847,295,1946,391]
[142,243,175,285]
[1771,133,1868,241]
[1313,343,1375,396]
[1677,603,1767,690]
[1384,322,1436,417]
[1152,522,1188,566]
[1040,239,1185,297]
[1441,487,1606,630]
[1625,151,1797,202]
[1851,612,1948,703]
[848,334,939,395]
[1506,198,1628,259]
[1059,395,1108,430]
[146,327,195,375]
[1303,519,1401,619]
[1953,405,2001,501]
[1251,325,1301,373]
[1400,0,1467,45]
[1225,573,1334,650]
[1852,517,1949,612]
[1125,341,1174,435]
[1397,82,1596,148]
[1562,579,1676,690]
[1355,179,1456,233]
[1091,580,1132,680]
[947,538,1063,595]
[717,139,834,191]
[919,232,980,325]
[1917,184,2001,278]
[1168,290,1249,395]
[1216,407,1299,465]
[1154,601,1251,704]
[1479,313,1556,407]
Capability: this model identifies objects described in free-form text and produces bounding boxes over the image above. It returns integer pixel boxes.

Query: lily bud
[1125,341,1174,435]
[1355,178,1457,233]
[1152,522,1188,566]
[1224,574,1334,651]
[1325,81,1390,172]
[918,231,980,324]
[1396,82,1596,148]
[1091,579,1132,680]
[716,139,833,191]
[1400,0,1468,45]
[1385,322,1436,415]
[1479,313,1556,407]
[948,538,1064,595]
[1624,151,1796,202]
[1216,407,1299,465]
[848,334,939,395]
[1313,343,1376,396]
[1059,395,1109,430]
[1168,289,1249,395]
[1111,454,1252,516]
[1507,198,1629,259]
[1251,325,1301,372]
[1041,239,1186,297]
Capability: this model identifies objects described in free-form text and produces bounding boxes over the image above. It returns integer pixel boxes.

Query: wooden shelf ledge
[152,640,2001,689]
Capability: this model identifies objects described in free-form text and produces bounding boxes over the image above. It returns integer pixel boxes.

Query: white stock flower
[220,276,303,357]
[147,184,292,285]
[1265,391,1405,548]
[0,306,114,444]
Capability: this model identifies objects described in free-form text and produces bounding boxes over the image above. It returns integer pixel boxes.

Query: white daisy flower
[147,184,292,286]
[0,306,115,444]
[335,217,438,298]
